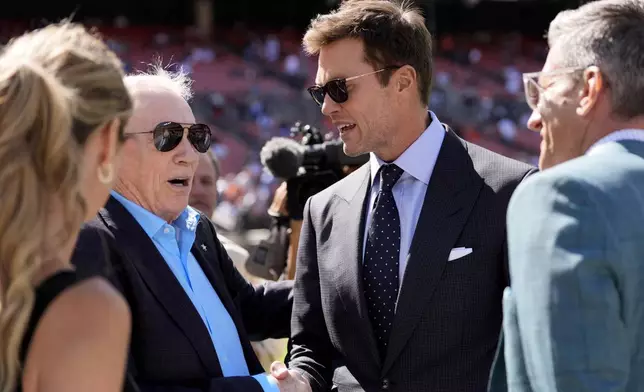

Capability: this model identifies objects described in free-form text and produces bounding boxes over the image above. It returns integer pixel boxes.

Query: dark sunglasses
[307,66,401,107]
[126,122,212,153]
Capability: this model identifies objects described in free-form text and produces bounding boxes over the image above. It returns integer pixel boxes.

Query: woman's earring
[97,162,114,185]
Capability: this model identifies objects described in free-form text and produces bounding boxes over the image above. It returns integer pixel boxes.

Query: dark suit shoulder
[464,140,536,193]
[78,214,112,237]
[308,163,370,211]
[195,214,224,244]
[197,213,216,230]
[73,214,118,280]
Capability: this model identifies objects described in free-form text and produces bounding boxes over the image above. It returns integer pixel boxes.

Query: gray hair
[547,0,644,119]
[124,62,194,102]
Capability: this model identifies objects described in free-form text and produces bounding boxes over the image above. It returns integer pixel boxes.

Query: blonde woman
[0,22,133,392]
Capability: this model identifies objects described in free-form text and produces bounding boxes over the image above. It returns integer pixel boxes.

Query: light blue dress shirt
[363,111,446,288]
[111,191,277,391]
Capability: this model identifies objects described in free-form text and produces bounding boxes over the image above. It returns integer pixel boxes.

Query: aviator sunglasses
[126,122,212,153]
[307,65,401,107]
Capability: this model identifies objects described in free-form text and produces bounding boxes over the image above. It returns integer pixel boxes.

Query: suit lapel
[383,130,483,373]
[100,197,222,373]
[332,164,382,368]
[191,230,264,374]
[191,233,234,316]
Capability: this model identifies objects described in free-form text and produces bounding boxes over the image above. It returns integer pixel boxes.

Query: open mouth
[168,177,190,187]
[337,123,356,133]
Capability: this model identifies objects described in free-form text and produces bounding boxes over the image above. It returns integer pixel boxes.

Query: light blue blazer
[489,140,644,392]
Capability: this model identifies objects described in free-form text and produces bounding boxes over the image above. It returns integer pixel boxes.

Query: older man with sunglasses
[71,66,293,392]
[488,1,644,391]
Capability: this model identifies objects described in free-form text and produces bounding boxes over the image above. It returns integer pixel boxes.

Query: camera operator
[251,122,368,281]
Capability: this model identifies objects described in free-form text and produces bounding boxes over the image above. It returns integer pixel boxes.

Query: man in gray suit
[489,1,644,391]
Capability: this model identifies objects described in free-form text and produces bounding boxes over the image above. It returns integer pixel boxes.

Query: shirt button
[164,227,170,234]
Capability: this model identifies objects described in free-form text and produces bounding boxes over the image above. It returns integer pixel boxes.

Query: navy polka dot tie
[363,163,403,359]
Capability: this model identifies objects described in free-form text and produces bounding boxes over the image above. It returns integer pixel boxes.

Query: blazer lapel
[332,164,382,368]
[191,232,234,317]
[191,230,264,374]
[383,130,484,373]
[100,197,222,373]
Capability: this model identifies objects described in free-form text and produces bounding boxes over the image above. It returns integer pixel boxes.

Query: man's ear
[393,65,416,94]
[577,66,604,117]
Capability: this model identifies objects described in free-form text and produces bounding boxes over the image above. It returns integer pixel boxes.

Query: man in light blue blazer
[489,0,644,391]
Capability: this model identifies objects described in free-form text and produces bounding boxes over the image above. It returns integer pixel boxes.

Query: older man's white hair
[124,63,194,102]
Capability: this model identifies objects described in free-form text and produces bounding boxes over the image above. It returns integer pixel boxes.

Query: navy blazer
[72,196,293,392]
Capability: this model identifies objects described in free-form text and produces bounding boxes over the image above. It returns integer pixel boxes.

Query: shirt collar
[175,205,201,233]
[110,191,200,238]
[370,110,446,186]
[586,129,644,156]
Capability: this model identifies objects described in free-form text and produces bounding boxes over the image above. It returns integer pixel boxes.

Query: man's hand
[268,182,289,217]
[270,361,312,392]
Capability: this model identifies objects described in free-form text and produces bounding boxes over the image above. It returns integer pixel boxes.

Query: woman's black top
[17,270,139,392]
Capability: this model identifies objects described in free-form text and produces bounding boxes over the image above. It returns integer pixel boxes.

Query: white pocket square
[448,247,473,261]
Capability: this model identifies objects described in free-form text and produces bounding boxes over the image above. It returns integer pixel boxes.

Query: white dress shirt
[362,111,446,287]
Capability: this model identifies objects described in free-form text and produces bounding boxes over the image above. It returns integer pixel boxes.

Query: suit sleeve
[288,198,334,392]
[203,218,294,340]
[505,173,629,392]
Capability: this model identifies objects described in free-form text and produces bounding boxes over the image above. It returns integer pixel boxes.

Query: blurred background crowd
[0,0,577,249]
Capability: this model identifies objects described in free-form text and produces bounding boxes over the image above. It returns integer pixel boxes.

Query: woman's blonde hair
[0,21,133,392]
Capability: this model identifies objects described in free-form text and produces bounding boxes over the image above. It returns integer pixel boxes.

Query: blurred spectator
[0,21,547,231]
[497,118,517,144]
[283,53,301,75]
[264,34,280,63]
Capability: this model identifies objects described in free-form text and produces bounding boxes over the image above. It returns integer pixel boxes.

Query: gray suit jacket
[290,129,535,392]
[489,140,644,392]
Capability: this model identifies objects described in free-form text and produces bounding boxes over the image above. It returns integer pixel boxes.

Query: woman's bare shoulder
[45,276,130,328]
[23,276,131,391]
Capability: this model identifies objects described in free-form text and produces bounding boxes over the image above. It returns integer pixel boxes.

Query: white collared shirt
[362,111,446,287]
[586,129,644,156]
